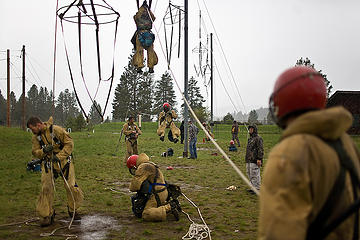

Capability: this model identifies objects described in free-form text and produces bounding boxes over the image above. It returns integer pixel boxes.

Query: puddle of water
[79,214,120,240]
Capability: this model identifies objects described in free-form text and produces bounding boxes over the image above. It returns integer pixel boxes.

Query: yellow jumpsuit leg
[63,162,84,212]
[157,121,167,137]
[133,141,138,155]
[133,35,145,69]
[170,122,180,139]
[125,140,134,163]
[142,191,168,222]
[147,44,158,69]
[36,163,55,218]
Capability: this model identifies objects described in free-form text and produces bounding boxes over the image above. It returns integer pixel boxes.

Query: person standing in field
[27,116,84,227]
[180,121,185,144]
[258,66,360,239]
[231,120,241,147]
[245,124,263,193]
[123,116,142,164]
[188,119,199,159]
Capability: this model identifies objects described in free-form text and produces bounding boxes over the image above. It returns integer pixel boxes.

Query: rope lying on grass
[0,217,39,227]
[181,192,211,240]
[40,226,78,239]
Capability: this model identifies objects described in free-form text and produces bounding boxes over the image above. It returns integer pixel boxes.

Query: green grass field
[0,123,359,240]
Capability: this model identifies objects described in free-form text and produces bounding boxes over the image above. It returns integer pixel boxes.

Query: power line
[200,0,247,114]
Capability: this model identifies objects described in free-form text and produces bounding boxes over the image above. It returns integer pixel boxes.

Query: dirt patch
[79,214,120,240]
[197,147,217,151]
[105,181,131,195]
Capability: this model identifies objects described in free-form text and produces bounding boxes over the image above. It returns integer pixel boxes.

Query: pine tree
[223,112,234,122]
[181,76,207,119]
[153,72,177,114]
[112,54,154,121]
[0,90,6,125]
[89,100,103,125]
[295,57,333,97]
[27,84,39,116]
[248,110,258,124]
[55,89,80,126]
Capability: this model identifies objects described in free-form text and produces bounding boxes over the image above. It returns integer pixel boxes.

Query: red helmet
[230,140,235,145]
[163,102,170,111]
[269,66,327,127]
[126,155,138,169]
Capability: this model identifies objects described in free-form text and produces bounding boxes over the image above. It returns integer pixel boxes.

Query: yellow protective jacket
[31,117,73,171]
[158,110,177,127]
[122,121,142,143]
[258,107,360,240]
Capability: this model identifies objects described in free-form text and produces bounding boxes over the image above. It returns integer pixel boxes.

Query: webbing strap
[77,9,103,120]
[306,139,360,240]
[59,18,89,122]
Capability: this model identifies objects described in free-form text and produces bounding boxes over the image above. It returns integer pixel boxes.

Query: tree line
[0,54,208,130]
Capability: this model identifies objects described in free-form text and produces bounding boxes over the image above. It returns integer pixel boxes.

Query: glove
[52,155,60,163]
[43,145,54,154]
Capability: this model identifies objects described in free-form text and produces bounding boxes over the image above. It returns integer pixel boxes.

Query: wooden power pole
[22,45,26,130]
[7,49,10,127]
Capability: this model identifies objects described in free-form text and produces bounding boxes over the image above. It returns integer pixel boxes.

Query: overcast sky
[1,0,359,120]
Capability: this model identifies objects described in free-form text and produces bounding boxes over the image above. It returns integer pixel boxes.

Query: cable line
[200,0,247,114]
[146,7,259,196]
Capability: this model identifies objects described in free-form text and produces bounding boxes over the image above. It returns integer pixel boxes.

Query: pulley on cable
[131,0,158,74]
[56,0,120,122]
[162,1,184,68]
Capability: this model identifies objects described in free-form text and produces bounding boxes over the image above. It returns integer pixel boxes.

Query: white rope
[57,161,76,230]
[146,7,259,195]
[181,192,211,240]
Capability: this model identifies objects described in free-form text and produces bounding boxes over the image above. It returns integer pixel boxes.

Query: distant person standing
[231,120,241,147]
[123,116,142,163]
[188,119,199,159]
[245,124,263,193]
[180,121,185,144]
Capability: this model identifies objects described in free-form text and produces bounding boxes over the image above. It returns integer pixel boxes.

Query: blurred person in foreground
[258,66,360,240]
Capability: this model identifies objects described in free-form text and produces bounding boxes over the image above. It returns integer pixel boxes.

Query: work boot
[148,68,154,73]
[173,138,179,144]
[40,211,55,227]
[160,136,165,141]
[68,207,81,220]
[137,68,143,73]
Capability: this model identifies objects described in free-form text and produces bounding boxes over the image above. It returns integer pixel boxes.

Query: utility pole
[22,45,26,130]
[210,33,213,131]
[7,49,10,127]
[183,0,189,158]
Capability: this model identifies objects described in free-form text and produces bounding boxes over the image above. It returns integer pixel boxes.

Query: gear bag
[138,31,155,49]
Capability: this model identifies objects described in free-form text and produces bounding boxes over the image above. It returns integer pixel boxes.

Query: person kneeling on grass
[127,153,182,221]
[229,140,238,152]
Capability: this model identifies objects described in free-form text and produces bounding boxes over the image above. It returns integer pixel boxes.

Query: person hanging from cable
[127,154,182,221]
[157,102,180,143]
[27,116,84,227]
[122,116,142,164]
[131,0,158,73]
